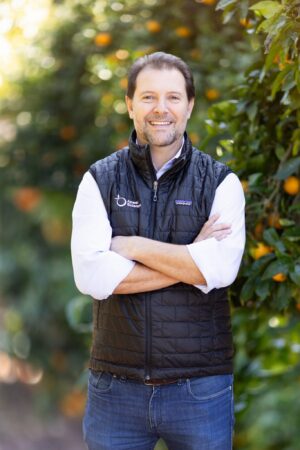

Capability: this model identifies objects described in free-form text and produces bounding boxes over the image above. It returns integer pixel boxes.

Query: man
[71,52,245,450]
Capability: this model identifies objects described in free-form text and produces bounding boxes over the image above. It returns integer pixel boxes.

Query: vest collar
[128,129,193,185]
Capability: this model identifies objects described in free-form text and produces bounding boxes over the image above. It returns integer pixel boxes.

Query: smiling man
[71,52,245,450]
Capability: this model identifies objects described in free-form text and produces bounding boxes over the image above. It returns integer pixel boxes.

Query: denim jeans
[83,370,234,450]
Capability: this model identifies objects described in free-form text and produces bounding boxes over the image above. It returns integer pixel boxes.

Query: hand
[194,214,231,243]
[110,236,137,259]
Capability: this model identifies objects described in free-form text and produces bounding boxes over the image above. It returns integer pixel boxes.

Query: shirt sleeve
[186,172,246,293]
[71,171,135,300]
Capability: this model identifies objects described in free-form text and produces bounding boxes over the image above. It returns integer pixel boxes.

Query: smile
[149,121,172,125]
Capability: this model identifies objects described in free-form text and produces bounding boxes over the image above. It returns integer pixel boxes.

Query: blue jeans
[83,370,234,450]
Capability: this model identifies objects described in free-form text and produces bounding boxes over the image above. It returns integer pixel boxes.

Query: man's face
[125,67,194,149]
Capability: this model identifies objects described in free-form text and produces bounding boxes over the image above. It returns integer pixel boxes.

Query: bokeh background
[0,0,300,449]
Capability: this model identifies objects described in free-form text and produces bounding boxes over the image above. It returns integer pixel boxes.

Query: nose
[153,98,168,114]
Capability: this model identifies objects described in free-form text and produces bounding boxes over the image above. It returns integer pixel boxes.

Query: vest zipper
[153,180,158,202]
[145,179,159,382]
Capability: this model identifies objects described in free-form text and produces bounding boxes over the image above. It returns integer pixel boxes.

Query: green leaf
[66,295,92,333]
[216,0,238,11]
[255,280,270,300]
[262,260,289,280]
[241,278,255,302]
[249,1,284,19]
[274,157,300,180]
[273,283,291,310]
[290,265,300,286]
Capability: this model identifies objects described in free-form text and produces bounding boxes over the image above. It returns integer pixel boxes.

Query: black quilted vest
[89,131,233,381]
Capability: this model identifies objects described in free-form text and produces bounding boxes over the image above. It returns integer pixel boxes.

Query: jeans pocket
[187,374,233,401]
[88,369,114,392]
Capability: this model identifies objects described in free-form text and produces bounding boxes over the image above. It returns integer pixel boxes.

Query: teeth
[150,121,171,125]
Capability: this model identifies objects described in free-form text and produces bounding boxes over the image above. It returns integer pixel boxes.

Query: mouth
[149,121,172,126]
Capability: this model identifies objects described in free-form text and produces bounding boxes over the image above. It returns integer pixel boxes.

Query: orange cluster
[94,32,112,47]
[13,187,42,212]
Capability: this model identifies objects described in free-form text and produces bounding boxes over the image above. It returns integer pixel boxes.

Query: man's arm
[111,173,245,293]
[113,263,179,294]
[111,214,232,288]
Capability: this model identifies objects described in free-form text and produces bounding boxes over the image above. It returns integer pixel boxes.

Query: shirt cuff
[186,239,218,294]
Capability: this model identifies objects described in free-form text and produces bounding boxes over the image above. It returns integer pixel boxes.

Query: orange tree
[1,0,299,447]
[0,0,253,415]
[201,1,300,448]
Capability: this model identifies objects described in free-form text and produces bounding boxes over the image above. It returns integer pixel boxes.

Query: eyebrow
[139,90,183,95]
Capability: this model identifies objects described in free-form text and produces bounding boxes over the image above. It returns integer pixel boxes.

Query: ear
[187,97,195,119]
[125,96,134,119]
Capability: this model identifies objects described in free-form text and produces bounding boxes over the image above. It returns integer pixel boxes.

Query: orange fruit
[241,180,249,193]
[60,390,86,418]
[119,78,128,89]
[196,0,216,4]
[59,125,76,141]
[250,242,272,260]
[283,176,300,196]
[146,20,161,33]
[175,27,192,38]
[239,18,251,28]
[13,187,42,212]
[189,132,200,145]
[254,222,264,239]
[272,273,287,282]
[267,212,282,229]
[205,88,220,101]
[94,32,112,47]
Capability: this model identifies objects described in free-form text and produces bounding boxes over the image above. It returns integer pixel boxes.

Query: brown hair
[126,52,195,100]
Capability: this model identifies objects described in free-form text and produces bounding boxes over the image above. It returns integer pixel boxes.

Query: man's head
[126,52,195,101]
[125,52,195,153]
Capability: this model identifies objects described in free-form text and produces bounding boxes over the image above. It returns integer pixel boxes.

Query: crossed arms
[71,171,245,300]
[111,215,231,294]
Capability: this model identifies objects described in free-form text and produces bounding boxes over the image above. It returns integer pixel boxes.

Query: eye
[169,95,180,102]
[142,95,154,101]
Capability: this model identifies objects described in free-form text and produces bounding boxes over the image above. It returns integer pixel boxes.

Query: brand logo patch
[175,200,192,206]
[115,194,141,208]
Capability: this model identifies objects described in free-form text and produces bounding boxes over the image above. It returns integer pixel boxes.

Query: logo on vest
[175,200,192,206]
[115,194,141,208]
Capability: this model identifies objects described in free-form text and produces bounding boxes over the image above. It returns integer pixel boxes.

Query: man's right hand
[194,214,232,243]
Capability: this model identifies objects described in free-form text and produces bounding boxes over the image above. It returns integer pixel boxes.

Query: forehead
[134,67,187,95]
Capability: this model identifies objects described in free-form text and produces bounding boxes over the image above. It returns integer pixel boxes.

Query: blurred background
[0,0,299,449]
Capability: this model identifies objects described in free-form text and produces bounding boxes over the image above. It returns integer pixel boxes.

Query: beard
[141,125,180,148]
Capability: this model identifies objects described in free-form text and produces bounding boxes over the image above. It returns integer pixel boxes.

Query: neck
[150,139,183,171]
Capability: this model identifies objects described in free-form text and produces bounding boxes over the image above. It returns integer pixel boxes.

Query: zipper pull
[153,181,158,202]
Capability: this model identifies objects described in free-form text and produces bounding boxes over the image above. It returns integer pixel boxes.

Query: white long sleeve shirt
[71,153,245,300]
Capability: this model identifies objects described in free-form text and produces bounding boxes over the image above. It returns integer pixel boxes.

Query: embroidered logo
[115,194,141,208]
[175,200,192,206]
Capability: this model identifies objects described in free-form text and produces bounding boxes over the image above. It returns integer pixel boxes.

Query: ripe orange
[146,21,161,33]
[59,125,77,141]
[13,187,42,212]
[196,0,216,5]
[189,132,200,145]
[241,180,249,193]
[250,242,272,260]
[254,222,264,239]
[60,390,86,418]
[267,212,282,229]
[175,27,192,38]
[239,18,251,28]
[205,88,220,101]
[283,176,300,196]
[94,32,112,47]
[119,78,128,90]
[272,273,287,282]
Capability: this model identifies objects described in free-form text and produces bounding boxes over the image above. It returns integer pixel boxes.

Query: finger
[213,230,232,240]
[209,223,231,232]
